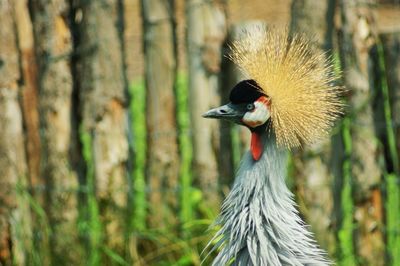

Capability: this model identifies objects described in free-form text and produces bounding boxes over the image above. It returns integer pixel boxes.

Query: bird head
[203,79,271,131]
[203,26,343,161]
[203,79,271,161]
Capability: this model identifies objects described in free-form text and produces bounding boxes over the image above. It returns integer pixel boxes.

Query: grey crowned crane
[203,27,343,265]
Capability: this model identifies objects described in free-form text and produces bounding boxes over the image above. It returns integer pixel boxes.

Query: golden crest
[230,26,344,148]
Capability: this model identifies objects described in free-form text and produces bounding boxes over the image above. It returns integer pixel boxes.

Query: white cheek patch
[243,98,270,128]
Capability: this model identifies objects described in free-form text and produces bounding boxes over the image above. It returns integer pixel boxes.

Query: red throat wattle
[250,132,263,161]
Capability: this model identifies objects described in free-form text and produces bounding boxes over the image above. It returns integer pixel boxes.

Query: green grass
[129,80,147,232]
[334,50,356,266]
[80,128,102,266]
[175,73,194,230]
[385,174,400,265]
[338,117,357,266]
[134,219,215,265]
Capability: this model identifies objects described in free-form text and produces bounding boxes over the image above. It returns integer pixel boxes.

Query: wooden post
[339,0,385,264]
[14,0,41,194]
[141,0,180,229]
[0,1,32,264]
[30,0,83,264]
[187,0,227,215]
[74,0,129,261]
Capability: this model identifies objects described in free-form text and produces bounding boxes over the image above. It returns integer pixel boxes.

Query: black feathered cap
[229,79,266,104]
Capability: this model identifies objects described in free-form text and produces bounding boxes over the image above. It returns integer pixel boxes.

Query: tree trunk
[141,0,180,229]
[0,1,32,264]
[74,0,129,260]
[14,1,44,264]
[291,0,335,50]
[187,0,226,216]
[339,0,385,264]
[290,0,337,256]
[14,0,41,194]
[30,1,83,264]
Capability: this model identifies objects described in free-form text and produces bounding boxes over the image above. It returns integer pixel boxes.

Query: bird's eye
[246,103,255,111]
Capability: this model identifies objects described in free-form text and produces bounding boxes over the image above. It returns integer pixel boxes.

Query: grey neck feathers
[206,132,330,266]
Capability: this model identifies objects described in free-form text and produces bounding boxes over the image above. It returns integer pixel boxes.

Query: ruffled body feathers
[207,134,330,265]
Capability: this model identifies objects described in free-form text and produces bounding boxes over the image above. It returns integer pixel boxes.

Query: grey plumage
[205,132,330,266]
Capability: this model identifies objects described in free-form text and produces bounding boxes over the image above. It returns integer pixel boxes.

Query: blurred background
[0,0,400,265]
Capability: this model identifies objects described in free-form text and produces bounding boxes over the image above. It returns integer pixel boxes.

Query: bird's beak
[202,103,245,123]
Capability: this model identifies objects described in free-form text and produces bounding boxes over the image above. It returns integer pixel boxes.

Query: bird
[202,26,343,265]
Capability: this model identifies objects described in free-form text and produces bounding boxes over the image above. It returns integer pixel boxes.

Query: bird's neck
[209,130,329,265]
[238,131,287,191]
